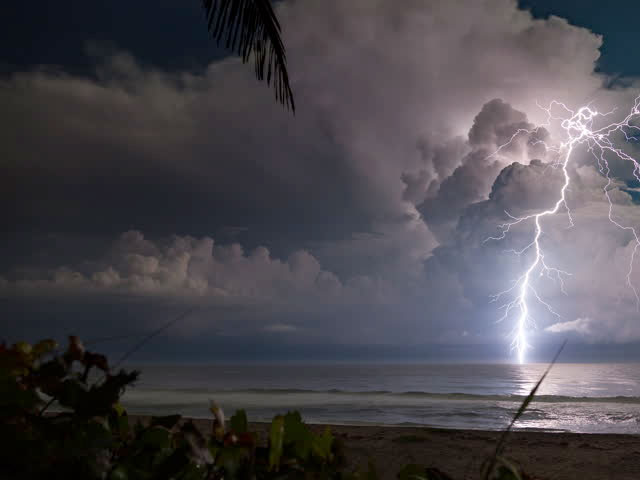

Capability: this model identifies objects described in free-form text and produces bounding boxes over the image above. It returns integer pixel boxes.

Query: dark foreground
[135,417,640,480]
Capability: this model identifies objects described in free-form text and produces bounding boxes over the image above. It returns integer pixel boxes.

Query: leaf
[201,0,295,112]
[13,341,32,356]
[35,358,67,396]
[172,461,205,480]
[109,466,129,480]
[66,335,85,362]
[110,410,130,438]
[84,351,109,371]
[230,409,248,434]
[181,420,214,466]
[311,427,333,461]
[216,446,249,478]
[283,410,312,460]
[0,378,42,411]
[81,370,139,416]
[113,402,126,417]
[32,339,57,358]
[84,419,114,450]
[268,415,285,471]
[235,432,256,448]
[210,401,225,440]
[57,378,87,409]
[153,448,191,478]
[140,426,172,449]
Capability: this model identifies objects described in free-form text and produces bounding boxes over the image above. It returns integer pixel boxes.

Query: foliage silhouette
[0,337,346,479]
[202,0,295,112]
[1,336,563,479]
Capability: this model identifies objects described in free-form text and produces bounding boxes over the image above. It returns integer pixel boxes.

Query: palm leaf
[202,0,295,113]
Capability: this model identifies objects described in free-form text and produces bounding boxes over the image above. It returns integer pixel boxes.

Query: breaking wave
[134,387,640,404]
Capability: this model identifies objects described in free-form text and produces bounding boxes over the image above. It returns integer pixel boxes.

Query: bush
[0,337,537,480]
[0,337,351,479]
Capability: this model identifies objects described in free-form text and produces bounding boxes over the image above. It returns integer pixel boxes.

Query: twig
[112,307,198,370]
[38,396,56,417]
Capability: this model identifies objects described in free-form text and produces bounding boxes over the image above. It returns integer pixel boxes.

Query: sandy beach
[132,416,640,479]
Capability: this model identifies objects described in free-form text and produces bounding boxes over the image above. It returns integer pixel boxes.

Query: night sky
[2,0,640,363]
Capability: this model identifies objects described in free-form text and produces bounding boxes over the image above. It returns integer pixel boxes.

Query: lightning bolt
[485,95,640,364]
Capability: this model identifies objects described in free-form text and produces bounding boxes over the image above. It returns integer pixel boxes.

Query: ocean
[121,363,640,434]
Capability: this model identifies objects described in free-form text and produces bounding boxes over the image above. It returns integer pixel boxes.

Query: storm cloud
[2,0,640,356]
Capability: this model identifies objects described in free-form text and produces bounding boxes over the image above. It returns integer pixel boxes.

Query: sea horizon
[121,362,640,434]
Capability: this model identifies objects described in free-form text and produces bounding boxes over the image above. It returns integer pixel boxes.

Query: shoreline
[130,415,640,479]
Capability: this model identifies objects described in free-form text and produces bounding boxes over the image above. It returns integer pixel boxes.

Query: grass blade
[483,339,567,479]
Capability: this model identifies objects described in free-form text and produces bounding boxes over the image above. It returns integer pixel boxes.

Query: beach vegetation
[0,336,553,479]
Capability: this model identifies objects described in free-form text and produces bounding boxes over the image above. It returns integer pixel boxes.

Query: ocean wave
[132,387,640,404]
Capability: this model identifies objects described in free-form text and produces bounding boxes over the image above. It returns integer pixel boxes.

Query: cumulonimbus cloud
[0,230,399,309]
[2,0,639,346]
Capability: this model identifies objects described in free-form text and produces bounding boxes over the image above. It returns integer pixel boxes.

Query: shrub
[0,337,543,480]
[0,337,349,479]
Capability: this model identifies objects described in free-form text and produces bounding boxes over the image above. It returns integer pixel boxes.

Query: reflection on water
[509,363,640,397]
[121,363,640,433]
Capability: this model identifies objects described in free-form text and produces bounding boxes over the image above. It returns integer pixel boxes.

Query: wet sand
[132,416,640,479]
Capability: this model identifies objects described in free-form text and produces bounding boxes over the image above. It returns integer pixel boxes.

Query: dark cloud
[2,0,640,356]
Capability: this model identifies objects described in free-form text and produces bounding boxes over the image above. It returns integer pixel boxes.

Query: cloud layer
[2,0,640,352]
[2,230,390,308]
